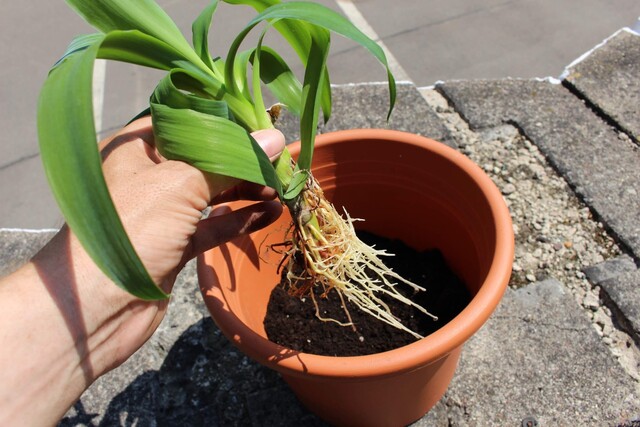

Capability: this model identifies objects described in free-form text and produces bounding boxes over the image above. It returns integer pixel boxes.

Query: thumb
[251,129,286,162]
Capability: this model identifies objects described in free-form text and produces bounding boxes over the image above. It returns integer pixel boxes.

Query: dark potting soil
[264,231,472,357]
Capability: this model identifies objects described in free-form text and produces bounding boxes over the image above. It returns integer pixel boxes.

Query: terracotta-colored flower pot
[198,129,514,426]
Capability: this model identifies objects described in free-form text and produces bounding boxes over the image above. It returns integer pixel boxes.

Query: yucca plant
[38,0,435,337]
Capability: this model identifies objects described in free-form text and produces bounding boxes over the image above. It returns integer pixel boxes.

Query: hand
[0,117,285,426]
[83,116,285,369]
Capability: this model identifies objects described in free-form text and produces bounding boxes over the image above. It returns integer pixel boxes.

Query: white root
[283,174,438,340]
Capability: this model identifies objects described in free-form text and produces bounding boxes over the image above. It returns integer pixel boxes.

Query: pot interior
[203,131,509,345]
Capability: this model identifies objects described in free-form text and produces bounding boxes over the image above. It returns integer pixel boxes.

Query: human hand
[0,117,285,425]
[85,116,285,368]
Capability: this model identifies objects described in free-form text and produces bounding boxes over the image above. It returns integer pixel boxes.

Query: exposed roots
[281,174,437,340]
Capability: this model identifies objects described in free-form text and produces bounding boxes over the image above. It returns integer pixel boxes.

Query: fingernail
[252,129,285,160]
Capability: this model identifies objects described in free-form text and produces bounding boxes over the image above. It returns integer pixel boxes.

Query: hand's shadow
[59,318,327,427]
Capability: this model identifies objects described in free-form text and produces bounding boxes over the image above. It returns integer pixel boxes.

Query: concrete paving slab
[584,254,638,285]
[584,256,640,344]
[0,1,93,228]
[600,269,640,343]
[438,78,640,261]
[564,29,640,143]
[276,82,452,146]
[420,279,639,426]
[0,229,56,277]
[322,82,452,143]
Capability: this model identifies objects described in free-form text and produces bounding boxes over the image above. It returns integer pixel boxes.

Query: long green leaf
[65,0,207,72]
[152,69,232,118]
[192,0,219,72]
[251,46,302,116]
[245,1,396,118]
[231,50,253,101]
[295,26,329,173]
[38,35,166,300]
[251,27,274,129]
[98,30,201,72]
[223,0,332,121]
[151,103,282,197]
[227,44,304,117]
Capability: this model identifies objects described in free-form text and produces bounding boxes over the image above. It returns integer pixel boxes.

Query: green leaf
[231,49,254,101]
[37,34,166,300]
[97,30,201,72]
[250,26,274,129]
[151,103,283,197]
[65,0,207,72]
[283,168,309,201]
[242,1,396,118]
[223,0,332,121]
[228,44,304,117]
[223,0,396,173]
[192,0,219,72]
[250,46,302,116]
[54,33,104,67]
[295,26,329,173]
[152,69,231,118]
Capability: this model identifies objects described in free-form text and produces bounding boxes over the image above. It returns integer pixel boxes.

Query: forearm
[0,229,127,426]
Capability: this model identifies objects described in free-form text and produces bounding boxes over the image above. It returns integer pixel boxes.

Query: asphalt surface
[1,0,639,228]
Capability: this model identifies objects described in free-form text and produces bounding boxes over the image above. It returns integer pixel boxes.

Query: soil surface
[264,231,471,356]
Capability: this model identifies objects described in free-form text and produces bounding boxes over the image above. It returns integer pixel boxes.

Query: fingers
[102,117,286,205]
[189,201,283,257]
[212,181,279,204]
[200,128,286,201]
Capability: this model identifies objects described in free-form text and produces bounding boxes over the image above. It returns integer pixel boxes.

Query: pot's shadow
[61,318,327,427]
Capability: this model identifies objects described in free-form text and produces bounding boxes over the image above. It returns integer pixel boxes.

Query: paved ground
[2,1,640,426]
[1,0,640,228]
[1,26,639,425]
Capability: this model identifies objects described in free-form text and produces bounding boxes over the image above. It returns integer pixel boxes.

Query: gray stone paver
[427,279,638,426]
[277,82,453,146]
[438,77,640,262]
[322,83,452,143]
[564,30,640,143]
[0,229,57,277]
[583,254,638,285]
[584,255,640,342]
[600,269,640,341]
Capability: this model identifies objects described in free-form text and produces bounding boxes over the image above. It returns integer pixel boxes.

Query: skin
[0,117,285,426]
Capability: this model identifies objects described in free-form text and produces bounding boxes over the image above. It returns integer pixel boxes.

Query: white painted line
[92,58,107,136]
[631,17,640,35]
[0,228,59,233]
[334,0,412,83]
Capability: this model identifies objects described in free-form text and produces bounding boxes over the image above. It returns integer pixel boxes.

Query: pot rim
[199,128,514,379]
